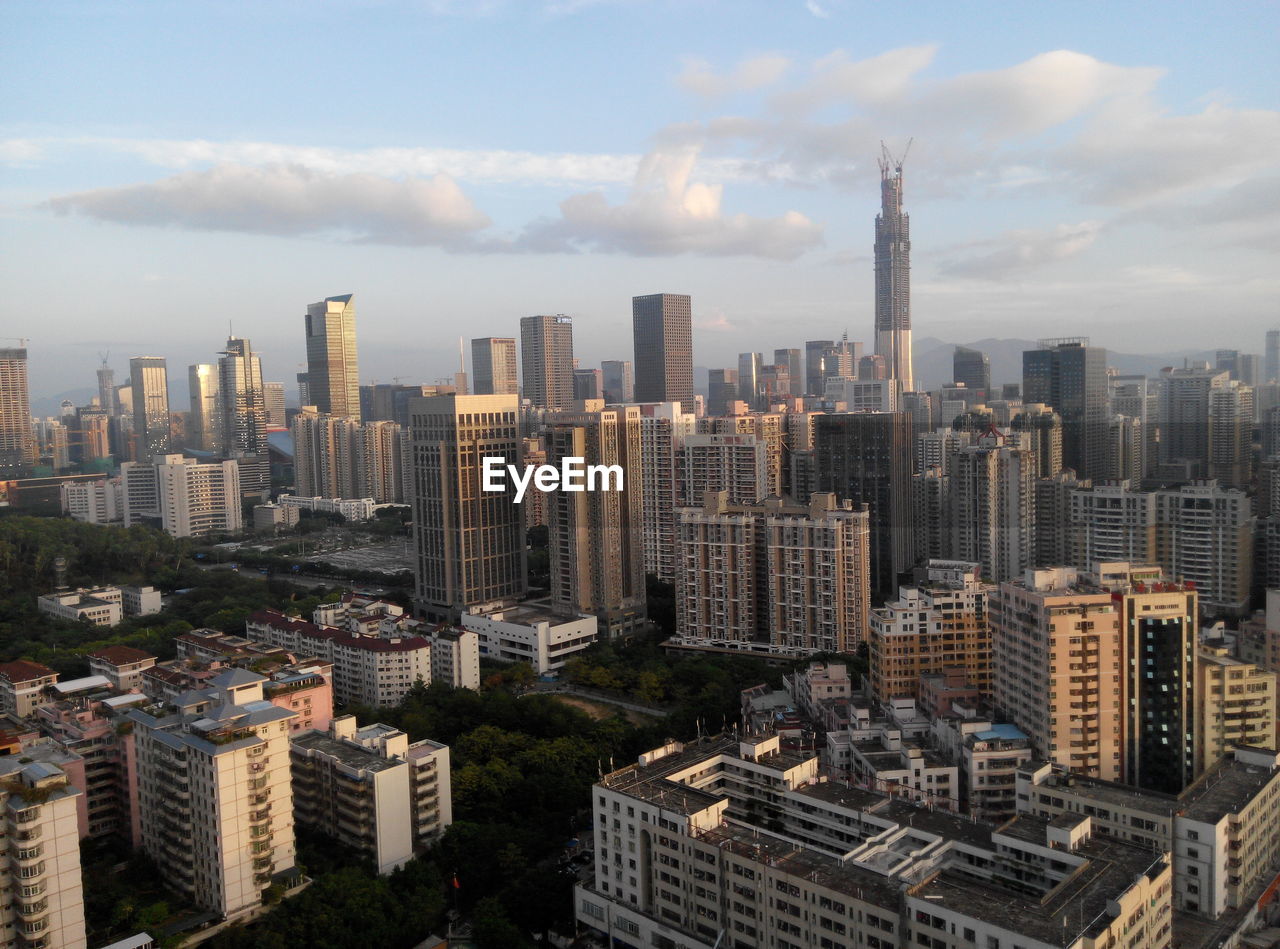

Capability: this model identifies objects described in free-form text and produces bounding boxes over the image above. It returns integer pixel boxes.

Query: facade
[217,337,268,458]
[952,346,990,399]
[276,494,377,521]
[263,381,285,427]
[601,359,634,404]
[578,735,1173,949]
[88,645,157,692]
[520,314,574,410]
[470,337,518,396]
[291,717,452,874]
[675,492,870,655]
[992,567,1124,781]
[0,660,59,717]
[804,339,833,397]
[638,402,696,582]
[1195,644,1277,772]
[679,433,768,507]
[874,149,913,391]
[1010,403,1063,478]
[125,670,297,918]
[813,411,914,596]
[409,394,526,621]
[121,454,242,537]
[461,604,598,674]
[698,413,785,497]
[1154,481,1253,617]
[1022,339,1109,480]
[38,587,124,627]
[705,369,738,417]
[632,293,693,408]
[949,432,1036,582]
[1071,481,1157,567]
[129,356,170,462]
[869,560,992,704]
[305,294,360,420]
[429,628,481,690]
[0,758,87,949]
[292,408,409,503]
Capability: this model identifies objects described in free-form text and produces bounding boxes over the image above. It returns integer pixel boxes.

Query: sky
[3,0,1279,401]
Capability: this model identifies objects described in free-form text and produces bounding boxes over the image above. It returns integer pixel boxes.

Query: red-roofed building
[0,660,58,717]
[87,645,157,692]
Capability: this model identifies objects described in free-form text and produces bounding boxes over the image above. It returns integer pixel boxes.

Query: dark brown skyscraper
[632,293,693,409]
[814,411,914,596]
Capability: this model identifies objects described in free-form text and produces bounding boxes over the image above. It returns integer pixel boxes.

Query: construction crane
[878,138,913,176]
[1,337,29,346]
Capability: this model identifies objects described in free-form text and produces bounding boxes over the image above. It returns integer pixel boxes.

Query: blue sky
[4,0,1278,399]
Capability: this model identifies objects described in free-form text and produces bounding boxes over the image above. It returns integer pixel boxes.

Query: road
[525,682,669,718]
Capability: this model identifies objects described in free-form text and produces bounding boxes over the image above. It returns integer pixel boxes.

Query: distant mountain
[30,388,99,417]
[913,337,1217,391]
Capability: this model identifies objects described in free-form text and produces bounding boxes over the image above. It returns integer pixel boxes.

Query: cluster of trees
[0,516,189,590]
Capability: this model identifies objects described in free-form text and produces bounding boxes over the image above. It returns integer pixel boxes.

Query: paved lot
[318,540,415,573]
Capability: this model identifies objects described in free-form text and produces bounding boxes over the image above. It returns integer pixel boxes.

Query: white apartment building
[429,628,480,690]
[290,717,451,863]
[0,758,87,949]
[461,604,598,674]
[275,495,378,522]
[125,669,297,919]
[1018,747,1280,923]
[245,610,430,707]
[120,454,242,538]
[87,645,157,692]
[678,433,768,507]
[1154,481,1253,617]
[37,588,122,627]
[578,735,1173,949]
[1071,481,1157,566]
[60,477,122,524]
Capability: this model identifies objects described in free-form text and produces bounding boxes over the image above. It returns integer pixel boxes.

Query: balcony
[16,898,48,918]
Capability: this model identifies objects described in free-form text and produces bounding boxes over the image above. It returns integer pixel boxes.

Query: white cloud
[678,54,790,99]
[774,45,938,111]
[45,163,491,246]
[938,221,1102,279]
[512,146,823,259]
[805,0,829,18]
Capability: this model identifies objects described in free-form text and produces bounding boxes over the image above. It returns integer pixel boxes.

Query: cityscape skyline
[5,1,1279,397]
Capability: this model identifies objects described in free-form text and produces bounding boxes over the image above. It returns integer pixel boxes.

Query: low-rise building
[1018,746,1280,922]
[0,660,59,717]
[88,645,157,693]
[276,495,378,521]
[252,503,300,533]
[0,757,88,949]
[461,603,598,674]
[37,587,123,627]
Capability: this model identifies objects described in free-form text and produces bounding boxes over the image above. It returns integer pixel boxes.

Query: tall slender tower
[305,293,360,420]
[0,347,35,476]
[96,356,118,417]
[874,143,913,392]
[130,356,171,462]
[218,338,267,456]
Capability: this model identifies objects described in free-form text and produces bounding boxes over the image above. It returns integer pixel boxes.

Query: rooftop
[88,644,157,665]
[291,729,403,773]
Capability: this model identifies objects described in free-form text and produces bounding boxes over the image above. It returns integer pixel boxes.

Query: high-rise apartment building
[874,149,913,390]
[0,347,35,476]
[952,346,990,399]
[950,432,1036,583]
[637,402,695,582]
[410,394,526,621]
[1155,481,1253,617]
[188,363,223,453]
[678,433,768,507]
[1207,379,1254,488]
[305,293,360,420]
[520,314,574,410]
[470,337,518,395]
[675,492,870,654]
[814,411,913,595]
[0,757,87,948]
[869,560,992,703]
[129,356,170,462]
[1195,644,1277,773]
[700,412,785,497]
[1022,338,1109,480]
[1009,403,1063,478]
[545,403,646,638]
[1071,481,1157,566]
[600,359,633,404]
[631,293,693,408]
[126,669,297,918]
[992,566,1123,781]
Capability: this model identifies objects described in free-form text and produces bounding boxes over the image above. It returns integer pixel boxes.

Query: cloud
[45,163,491,246]
[678,54,790,98]
[774,45,938,111]
[511,146,823,259]
[938,221,1102,279]
[805,0,829,17]
[696,308,739,332]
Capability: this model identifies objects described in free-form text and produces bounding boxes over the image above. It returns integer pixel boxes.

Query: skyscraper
[706,368,738,416]
[600,360,633,404]
[410,394,527,621]
[737,352,761,407]
[773,348,802,397]
[471,337,518,395]
[520,315,574,410]
[953,346,990,399]
[0,346,35,476]
[305,293,360,420]
[874,145,913,391]
[814,411,914,596]
[1267,329,1280,384]
[96,357,118,417]
[804,340,834,397]
[1022,338,1109,480]
[217,337,267,456]
[632,293,693,408]
[129,356,170,462]
[187,363,223,453]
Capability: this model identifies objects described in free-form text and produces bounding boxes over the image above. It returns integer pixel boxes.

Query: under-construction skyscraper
[874,144,913,392]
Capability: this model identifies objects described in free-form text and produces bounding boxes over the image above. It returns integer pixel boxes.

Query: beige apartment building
[637,402,696,582]
[1196,644,1277,772]
[0,661,59,718]
[291,717,453,874]
[0,758,87,949]
[675,492,870,655]
[869,560,992,704]
[698,412,785,497]
[125,669,297,918]
[992,567,1124,781]
[578,734,1173,949]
